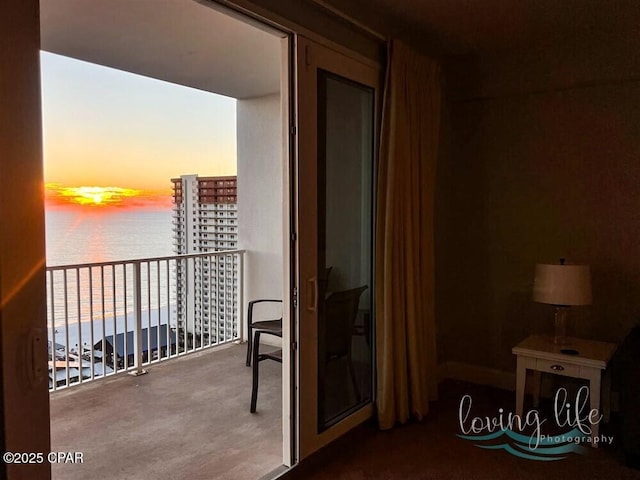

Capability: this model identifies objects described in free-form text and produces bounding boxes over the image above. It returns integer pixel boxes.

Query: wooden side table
[512,334,617,443]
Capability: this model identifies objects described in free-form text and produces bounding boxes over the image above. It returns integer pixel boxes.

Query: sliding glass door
[296,36,379,458]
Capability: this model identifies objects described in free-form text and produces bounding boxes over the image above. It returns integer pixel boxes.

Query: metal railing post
[130,262,147,376]
[238,251,244,342]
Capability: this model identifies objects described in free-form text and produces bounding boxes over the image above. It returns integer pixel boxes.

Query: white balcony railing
[46,250,245,392]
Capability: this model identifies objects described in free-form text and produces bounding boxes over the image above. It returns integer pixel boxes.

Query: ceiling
[40,0,284,99]
[330,0,640,56]
[40,0,640,91]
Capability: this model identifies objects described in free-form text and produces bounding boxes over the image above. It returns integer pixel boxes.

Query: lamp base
[553,306,569,345]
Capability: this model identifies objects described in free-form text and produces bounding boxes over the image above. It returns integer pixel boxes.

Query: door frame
[1,1,382,476]
[1,2,52,480]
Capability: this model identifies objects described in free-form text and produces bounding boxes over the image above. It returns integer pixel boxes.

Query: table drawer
[535,358,580,377]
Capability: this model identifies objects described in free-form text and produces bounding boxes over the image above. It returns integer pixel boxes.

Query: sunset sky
[41,52,237,209]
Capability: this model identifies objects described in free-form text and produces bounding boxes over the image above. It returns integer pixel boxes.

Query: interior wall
[237,93,284,338]
[436,36,640,372]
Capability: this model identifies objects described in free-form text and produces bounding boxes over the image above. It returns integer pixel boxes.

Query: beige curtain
[375,39,441,430]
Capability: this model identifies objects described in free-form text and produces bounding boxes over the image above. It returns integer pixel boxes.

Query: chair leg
[245,324,253,367]
[250,330,261,413]
[348,357,361,403]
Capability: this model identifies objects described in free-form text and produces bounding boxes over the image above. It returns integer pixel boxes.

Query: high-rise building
[171,174,238,346]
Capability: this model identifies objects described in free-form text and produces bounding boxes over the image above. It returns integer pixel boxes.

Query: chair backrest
[319,266,333,298]
[323,285,367,359]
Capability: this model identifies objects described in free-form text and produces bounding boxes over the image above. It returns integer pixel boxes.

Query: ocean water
[45,208,176,351]
[45,208,174,266]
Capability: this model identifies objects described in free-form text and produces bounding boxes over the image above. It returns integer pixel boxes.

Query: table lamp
[532,259,592,345]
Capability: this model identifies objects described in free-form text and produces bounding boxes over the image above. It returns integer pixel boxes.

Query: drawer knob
[550,364,565,371]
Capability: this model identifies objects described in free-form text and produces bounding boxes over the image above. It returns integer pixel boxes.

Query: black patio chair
[245,299,282,367]
[322,285,368,403]
[250,326,282,413]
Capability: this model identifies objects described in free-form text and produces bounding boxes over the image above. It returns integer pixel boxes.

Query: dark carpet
[293,380,640,480]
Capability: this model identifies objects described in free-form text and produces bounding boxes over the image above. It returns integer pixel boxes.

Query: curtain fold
[375,39,441,430]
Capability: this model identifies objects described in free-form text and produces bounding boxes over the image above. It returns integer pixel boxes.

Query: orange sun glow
[46,184,141,207]
[45,183,173,210]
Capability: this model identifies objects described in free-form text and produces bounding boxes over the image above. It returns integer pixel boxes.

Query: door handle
[307,276,318,312]
[27,328,47,386]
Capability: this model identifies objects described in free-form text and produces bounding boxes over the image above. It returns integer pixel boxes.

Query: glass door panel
[317,71,374,430]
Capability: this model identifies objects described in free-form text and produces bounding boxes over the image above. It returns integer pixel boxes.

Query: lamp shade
[533,264,592,306]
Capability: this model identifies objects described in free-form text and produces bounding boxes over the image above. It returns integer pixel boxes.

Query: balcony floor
[50,343,283,480]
